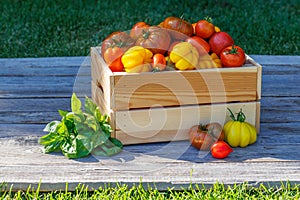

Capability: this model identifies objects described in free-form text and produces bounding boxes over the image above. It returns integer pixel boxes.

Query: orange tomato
[103,46,124,72]
[152,53,166,71]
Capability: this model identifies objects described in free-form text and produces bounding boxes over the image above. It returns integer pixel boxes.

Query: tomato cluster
[189,108,258,159]
[101,16,246,72]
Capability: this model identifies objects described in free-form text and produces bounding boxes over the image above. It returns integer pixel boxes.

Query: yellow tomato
[121,46,153,73]
[170,42,199,70]
[197,53,222,69]
[223,108,257,147]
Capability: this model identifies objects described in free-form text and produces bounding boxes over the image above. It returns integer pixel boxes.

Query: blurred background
[1,0,299,58]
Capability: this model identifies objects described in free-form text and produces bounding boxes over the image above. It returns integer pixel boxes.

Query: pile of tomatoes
[189,108,258,159]
[101,16,246,72]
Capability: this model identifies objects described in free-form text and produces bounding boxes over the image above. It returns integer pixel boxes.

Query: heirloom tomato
[152,53,166,71]
[189,124,215,150]
[223,108,257,147]
[211,141,233,159]
[121,46,153,73]
[135,26,171,55]
[162,16,193,40]
[101,32,135,71]
[186,35,210,54]
[220,45,246,67]
[130,21,150,39]
[103,46,124,72]
[209,32,234,56]
[206,122,225,141]
[195,17,215,39]
[101,31,134,54]
[189,122,224,150]
[170,42,198,70]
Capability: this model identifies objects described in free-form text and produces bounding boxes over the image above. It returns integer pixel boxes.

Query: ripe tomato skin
[186,36,210,54]
[195,19,215,39]
[189,125,215,150]
[103,46,124,72]
[209,32,234,56]
[206,122,225,141]
[135,26,171,55]
[101,31,134,54]
[152,54,166,71]
[211,141,233,159]
[130,21,150,39]
[162,16,194,40]
[220,45,246,67]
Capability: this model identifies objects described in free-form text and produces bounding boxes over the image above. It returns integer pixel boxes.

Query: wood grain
[0,55,299,191]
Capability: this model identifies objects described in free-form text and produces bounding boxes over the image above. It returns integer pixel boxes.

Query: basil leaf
[92,142,122,157]
[58,109,68,117]
[43,120,60,132]
[71,93,82,113]
[84,96,97,116]
[39,132,63,153]
[40,93,123,158]
[61,138,89,159]
[110,137,123,149]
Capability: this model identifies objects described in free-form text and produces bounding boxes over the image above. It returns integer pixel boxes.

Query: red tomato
[209,32,234,56]
[130,21,150,39]
[220,45,246,67]
[152,54,166,71]
[189,125,215,150]
[103,46,124,72]
[135,26,171,55]
[186,36,210,54]
[211,141,233,159]
[195,19,215,39]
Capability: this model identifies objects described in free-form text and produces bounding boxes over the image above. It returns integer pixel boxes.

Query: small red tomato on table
[211,141,233,159]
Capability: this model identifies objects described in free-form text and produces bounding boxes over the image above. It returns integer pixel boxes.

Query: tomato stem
[227,108,246,122]
[229,45,238,54]
[204,16,213,24]
[236,108,246,122]
[198,124,207,131]
[142,29,150,39]
[227,108,236,121]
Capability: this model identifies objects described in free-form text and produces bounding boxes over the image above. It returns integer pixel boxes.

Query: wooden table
[0,55,299,191]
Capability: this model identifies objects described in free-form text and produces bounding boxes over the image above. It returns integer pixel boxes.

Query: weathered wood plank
[0,124,45,138]
[0,56,89,68]
[0,55,299,191]
[1,96,298,124]
[0,137,299,191]
[250,55,300,65]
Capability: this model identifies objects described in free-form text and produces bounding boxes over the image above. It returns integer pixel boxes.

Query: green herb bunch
[39,93,122,158]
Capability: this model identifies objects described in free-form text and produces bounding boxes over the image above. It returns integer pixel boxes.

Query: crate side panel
[115,101,259,145]
[113,67,258,110]
[91,47,113,112]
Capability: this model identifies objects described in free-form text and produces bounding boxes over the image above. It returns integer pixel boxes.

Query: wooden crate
[91,47,262,145]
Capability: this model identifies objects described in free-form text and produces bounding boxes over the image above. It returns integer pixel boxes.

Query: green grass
[1,182,300,199]
[0,0,299,58]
